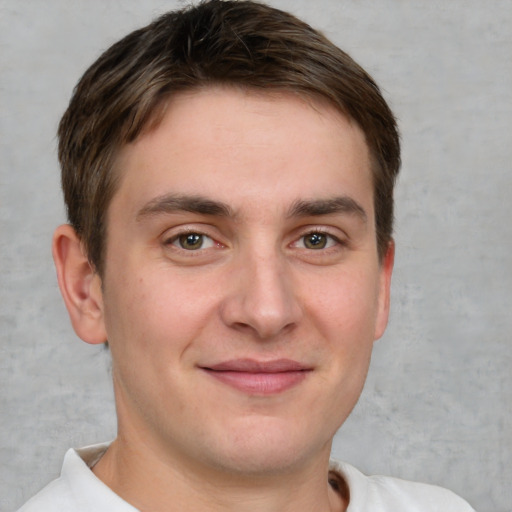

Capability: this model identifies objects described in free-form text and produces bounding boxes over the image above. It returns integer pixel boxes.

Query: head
[58,0,400,277]
[53,0,400,483]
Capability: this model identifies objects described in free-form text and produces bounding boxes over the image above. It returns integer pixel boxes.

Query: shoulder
[16,474,76,512]
[16,443,136,512]
[331,460,476,512]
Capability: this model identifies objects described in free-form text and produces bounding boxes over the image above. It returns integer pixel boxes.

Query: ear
[52,224,107,344]
[374,239,395,340]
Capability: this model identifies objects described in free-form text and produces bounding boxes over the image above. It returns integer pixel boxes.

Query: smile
[200,358,311,395]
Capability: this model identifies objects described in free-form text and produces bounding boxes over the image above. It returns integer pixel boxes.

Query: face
[94,88,393,475]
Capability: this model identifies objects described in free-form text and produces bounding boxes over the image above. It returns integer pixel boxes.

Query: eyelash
[162,227,345,254]
[163,229,219,252]
[293,229,345,251]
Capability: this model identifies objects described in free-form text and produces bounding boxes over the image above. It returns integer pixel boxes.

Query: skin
[53,87,394,512]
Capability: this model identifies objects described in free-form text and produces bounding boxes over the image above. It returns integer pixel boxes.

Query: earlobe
[374,240,395,340]
[52,224,107,344]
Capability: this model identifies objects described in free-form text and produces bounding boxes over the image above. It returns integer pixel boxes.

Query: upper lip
[203,358,310,373]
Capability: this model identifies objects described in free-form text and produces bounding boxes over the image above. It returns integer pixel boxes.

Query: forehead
[112,87,373,219]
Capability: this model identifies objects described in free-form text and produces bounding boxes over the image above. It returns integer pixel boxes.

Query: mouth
[200,358,312,395]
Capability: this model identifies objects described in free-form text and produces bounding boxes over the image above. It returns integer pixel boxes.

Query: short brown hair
[58,0,400,274]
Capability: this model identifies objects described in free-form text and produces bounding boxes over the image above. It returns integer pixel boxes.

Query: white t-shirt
[17,443,476,512]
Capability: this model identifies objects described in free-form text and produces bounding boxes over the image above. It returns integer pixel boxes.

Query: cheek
[304,267,381,342]
[102,266,221,354]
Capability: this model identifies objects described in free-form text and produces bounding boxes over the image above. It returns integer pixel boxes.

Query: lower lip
[203,370,308,395]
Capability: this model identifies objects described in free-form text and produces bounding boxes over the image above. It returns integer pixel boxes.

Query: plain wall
[1,1,511,511]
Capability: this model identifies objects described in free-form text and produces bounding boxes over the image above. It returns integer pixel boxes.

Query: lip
[200,358,311,395]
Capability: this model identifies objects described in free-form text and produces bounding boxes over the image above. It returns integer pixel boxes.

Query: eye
[296,231,339,250]
[171,232,215,250]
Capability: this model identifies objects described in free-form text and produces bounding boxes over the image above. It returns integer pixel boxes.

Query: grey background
[1,1,511,511]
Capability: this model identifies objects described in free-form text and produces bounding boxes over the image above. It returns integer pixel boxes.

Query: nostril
[218,256,303,338]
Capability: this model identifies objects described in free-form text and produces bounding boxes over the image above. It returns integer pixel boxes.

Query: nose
[219,250,302,340]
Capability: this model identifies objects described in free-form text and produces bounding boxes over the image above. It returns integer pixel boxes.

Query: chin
[201,417,331,476]
[213,447,308,477]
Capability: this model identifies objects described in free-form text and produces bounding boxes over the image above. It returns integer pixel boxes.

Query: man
[18,1,475,510]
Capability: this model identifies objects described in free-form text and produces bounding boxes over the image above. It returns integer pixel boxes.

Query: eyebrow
[287,196,367,222]
[136,193,367,223]
[136,194,233,220]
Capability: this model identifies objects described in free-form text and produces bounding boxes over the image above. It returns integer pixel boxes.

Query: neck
[92,433,347,512]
